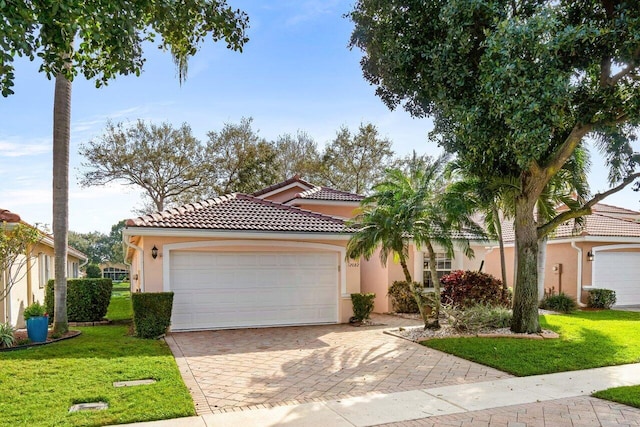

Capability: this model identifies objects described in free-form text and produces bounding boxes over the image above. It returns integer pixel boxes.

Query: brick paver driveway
[166,314,511,415]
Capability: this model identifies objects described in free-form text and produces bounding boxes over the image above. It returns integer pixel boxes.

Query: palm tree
[346,154,484,328]
[451,146,590,303]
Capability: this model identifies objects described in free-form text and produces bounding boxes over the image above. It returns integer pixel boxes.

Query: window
[38,254,51,289]
[423,252,451,288]
[102,267,129,281]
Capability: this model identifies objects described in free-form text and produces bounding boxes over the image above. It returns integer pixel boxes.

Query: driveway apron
[166,314,511,415]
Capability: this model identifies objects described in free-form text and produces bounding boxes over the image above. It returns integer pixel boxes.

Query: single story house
[99,262,129,281]
[484,203,640,306]
[1,209,87,328]
[123,177,640,331]
[123,176,487,331]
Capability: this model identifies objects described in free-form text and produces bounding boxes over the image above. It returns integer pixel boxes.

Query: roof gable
[126,193,354,233]
[252,175,315,199]
[286,186,365,204]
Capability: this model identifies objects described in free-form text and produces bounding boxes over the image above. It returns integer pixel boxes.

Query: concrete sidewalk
[115,363,640,426]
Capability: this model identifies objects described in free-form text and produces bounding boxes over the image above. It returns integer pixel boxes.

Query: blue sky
[1,0,638,234]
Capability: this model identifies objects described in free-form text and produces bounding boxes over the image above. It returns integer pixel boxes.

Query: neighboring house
[99,262,129,281]
[123,175,489,331]
[484,203,640,307]
[0,209,87,328]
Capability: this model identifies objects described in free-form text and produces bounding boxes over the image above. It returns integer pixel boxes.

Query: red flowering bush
[440,270,510,308]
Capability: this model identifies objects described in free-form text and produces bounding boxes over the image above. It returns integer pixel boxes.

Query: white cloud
[0,138,50,157]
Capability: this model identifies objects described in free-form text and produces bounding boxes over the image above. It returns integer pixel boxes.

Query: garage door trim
[162,239,348,298]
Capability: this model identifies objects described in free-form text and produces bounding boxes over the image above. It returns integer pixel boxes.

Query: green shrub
[23,301,47,320]
[440,270,510,308]
[539,290,578,313]
[587,288,617,309]
[388,281,424,313]
[45,278,113,322]
[449,303,512,332]
[132,292,174,338]
[351,293,376,321]
[0,322,16,348]
[85,264,102,278]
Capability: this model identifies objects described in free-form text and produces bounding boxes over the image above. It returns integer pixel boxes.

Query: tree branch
[537,171,640,238]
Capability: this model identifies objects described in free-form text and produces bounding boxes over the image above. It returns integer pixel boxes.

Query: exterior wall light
[587,250,594,262]
[151,245,159,259]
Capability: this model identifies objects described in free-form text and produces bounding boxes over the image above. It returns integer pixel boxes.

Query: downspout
[26,244,32,305]
[571,241,585,307]
[123,235,144,292]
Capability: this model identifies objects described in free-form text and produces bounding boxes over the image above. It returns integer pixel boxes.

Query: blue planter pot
[26,316,49,343]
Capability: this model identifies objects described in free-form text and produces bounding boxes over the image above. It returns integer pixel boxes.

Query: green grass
[106,291,133,323]
[424,310,640,376]
[111,281,131,297]
[0,325,194,427]
[594,385,640,409]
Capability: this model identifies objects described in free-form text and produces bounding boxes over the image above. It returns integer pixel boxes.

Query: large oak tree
[349,0,640,332]
[2,0,248,333]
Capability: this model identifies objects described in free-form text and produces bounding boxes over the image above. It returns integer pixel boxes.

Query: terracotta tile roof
[0,209,21,222]
[252,175,314,197]
[126,193,354,233]
[500,203,640,242]
[591,202,640,218]
[289,186,365,203]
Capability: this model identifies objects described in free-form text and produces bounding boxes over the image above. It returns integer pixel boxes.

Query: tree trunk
[511,195,540,333]
[493,206,508,290]
[425,241,441,329]
[398,254,430,329]
[52,73,71,334]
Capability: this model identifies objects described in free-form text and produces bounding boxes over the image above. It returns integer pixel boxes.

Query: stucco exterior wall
[2,241,83,327]
[294,203,359,219]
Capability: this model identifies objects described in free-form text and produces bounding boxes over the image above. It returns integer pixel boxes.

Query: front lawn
[106,285,133,323]
[594,385,640,409]
[424,310,640,376]
[0,325,194,427]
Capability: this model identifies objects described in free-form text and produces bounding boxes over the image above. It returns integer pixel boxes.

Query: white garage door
[593,252,640,306]
[169,251,339,330]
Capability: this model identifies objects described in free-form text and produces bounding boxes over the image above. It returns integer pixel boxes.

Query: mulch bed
[1,330,81,352]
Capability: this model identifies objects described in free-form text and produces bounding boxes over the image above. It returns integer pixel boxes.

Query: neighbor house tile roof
[251,175,314,197]
[126,193,354,233]
[288,186,365,203]
[500,203,640,242]
[0,209,21,223]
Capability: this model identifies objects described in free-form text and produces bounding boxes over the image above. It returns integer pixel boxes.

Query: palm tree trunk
[398,254,430,329]
[52,72,71,334]
[493,206,508,290]
[425,241,441,329]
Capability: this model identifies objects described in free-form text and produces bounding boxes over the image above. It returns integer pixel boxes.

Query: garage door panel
[169,251,339,330]
[593,252,640,305]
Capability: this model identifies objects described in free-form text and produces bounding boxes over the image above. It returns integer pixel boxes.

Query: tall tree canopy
[2,0,249,333]
[319,123,395,194]
[350,0,640,333]
[80,120,206,212]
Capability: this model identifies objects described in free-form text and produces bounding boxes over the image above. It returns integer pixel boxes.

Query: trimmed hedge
[440,270,510,308]
[45,278,113,322]
[351,293,375,321]
[132,292,174,338]
[587,288,617,309]
[388,281,424,313]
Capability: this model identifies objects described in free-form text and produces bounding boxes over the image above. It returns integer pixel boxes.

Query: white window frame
[39,254,51,289]
[423,252,452,288]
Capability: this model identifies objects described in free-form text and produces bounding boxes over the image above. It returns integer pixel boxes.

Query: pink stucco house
[484,203,640,307]
[123,176,486,331]
[123,177,640,331]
